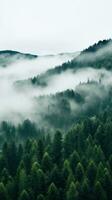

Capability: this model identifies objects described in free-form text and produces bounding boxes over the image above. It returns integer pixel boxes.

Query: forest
[0,40,112,200]
[0,107,112,200]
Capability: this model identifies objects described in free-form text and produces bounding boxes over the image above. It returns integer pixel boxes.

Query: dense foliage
[0,108,112,199]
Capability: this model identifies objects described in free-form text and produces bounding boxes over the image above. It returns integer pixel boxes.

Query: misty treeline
[1,39,112,200]
[23,39,112,88]
[18,79,111,131]
[0,79,112,141]
[0,107,112,200]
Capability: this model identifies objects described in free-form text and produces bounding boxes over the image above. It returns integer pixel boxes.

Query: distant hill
[0,50,37,67]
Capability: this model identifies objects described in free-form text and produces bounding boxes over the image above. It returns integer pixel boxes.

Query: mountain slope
[16,39,112,89]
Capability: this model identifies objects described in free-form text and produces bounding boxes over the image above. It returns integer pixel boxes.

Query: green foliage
[47,183,59,200]
[94,181,107,200]
[42,152,52,172]
[0,100,112,199]
[52,130,62,165]
[19,190,29,200]
[70,151,80,174]
[67,182,78,200]
[87,160,97,186]
[75,162,84,182]
[0,182,7,200]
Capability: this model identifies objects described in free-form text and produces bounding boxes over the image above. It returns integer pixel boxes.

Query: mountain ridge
[16,39,112,88]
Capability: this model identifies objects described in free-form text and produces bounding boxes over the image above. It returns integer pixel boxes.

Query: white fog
[0,49,112,123]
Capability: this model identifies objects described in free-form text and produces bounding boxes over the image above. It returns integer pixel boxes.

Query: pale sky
[0,0,112,55]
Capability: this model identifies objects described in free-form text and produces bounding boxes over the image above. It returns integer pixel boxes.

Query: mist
[0,52,79,122]
[0,47,112,125]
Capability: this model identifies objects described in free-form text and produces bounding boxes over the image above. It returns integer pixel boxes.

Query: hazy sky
[0,0,112,54]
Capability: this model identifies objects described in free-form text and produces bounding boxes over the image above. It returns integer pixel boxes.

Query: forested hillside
[17,39,112,88]
[0,108,112,200]
[0,40,112,200]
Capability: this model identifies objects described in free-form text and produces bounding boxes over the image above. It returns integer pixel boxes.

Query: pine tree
[0,182,8,200]
[37,194,45,200]
[81,178,90,200]
[87,160,97,186]
[23,153,32,175]
[6,178,16,200]
[62,160,71,188]
[50,165,62,188]
[96,162,104,184]
[47,183,59,200]
[70,151,80,174]
[75,162,84,182]
[102,168,112,200]
[37,139,44,163]
[52,130,63,165]
[31,162,40,197]
[42,152,52,172]
[36,169,45,194]
[31,163,45,197]
[1,168,9,185]
[6,142,18,176]
[94,181,107,200]
[19,190,29,200]
[18,168,27,193]
[66,182,78,200]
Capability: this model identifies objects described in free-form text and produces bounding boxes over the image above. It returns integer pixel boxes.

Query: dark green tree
[81,178,90,200]
[87,160,97,186]
[52,130,63,165]
[42,152,52,172]
[66,182,78,200]
[37,139,44,163]
[19,190,29,200]
[102,168,112,200]
[70,151,80,174]
[0,182,7,200]
[75,162,84,182]
[47,183,59,200]
[37,194,45,200]
[94,181,107,200]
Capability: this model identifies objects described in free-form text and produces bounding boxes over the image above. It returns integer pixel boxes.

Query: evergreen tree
[52,130,63,166]
[36,169,45,194]
[19,190,29,200]
[96,162,104,184]
[81,178,90,200]
[102,168,112,200]
[18,168,27,193]
[87,160,97,186]
[47,183,59,200]
[0,182,7,200]
[66,182,78,200]
[6,142,18,176]
[70,151,80,174]
[62,160,71,187]
[75,162,84,182]
[50,165,62,188]
[42,152,52,172]
[37,194,45,200]
[23,153,32,175]
[37,139,44,163]
[94,181,107,200]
